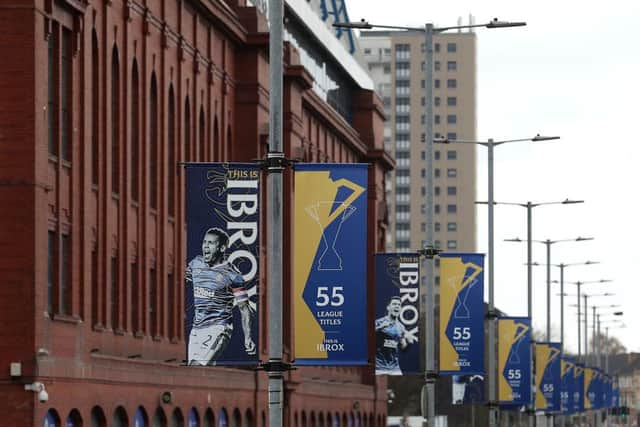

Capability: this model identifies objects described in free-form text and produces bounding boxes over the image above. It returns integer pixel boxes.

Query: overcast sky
[345,0,640,354]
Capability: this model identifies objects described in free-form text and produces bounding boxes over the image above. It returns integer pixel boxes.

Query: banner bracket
[486,309,500,319]
[254,151,297,173]
[424,371,439,383]
[417,245,441,259]
[257,360,296,372]
[485,400,499,409]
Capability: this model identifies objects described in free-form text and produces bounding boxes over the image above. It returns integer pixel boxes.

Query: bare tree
[589,333,626,356]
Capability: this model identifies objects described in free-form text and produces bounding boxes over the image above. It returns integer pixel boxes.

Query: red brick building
[0,0,393,424]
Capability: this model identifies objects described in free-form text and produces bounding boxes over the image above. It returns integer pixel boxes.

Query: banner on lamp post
[574,363,585,413]
[535,342,562,413]
[293,163,368,366]
[584,366,595,410]
[184,163,260,367]
[561,357,576,414]
[498,317,531,405]
[439,253,485,375]
[611,377,620,408]
[374,253,421,375]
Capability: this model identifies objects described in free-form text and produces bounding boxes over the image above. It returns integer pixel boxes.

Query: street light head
[575,236,594,242]
[485,18,527,29]
[614,311,624,316]
[531,134,560,142]
[332,19,372,29]
[504,237,523,243]
[561,199,584,205]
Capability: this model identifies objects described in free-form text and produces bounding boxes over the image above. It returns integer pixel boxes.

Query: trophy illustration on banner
[447,263,482,319]
[305,178,365,271]
[543,346,561,382]
[507,322,530,365]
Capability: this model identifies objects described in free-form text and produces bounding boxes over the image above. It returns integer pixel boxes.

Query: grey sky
[345,0,640,353]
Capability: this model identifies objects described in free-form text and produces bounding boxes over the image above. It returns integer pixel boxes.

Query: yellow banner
[584,368,593,409]
[439,254,483,373]
[293,168,366,361]
[534,343,560,410]
[498,319,529,402]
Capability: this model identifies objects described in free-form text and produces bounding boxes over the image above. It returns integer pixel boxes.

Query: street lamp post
[477,201,583,329]
[600,316,624,372]
[267,1,285,427]
[439,135,559,427]
[584,295,615,427]
[554,262,599,346]
[543,262,600,347]
[564,280,612,362]
[506,237,594,342]
[335,17,526,427]
[581,293,615,364]
[479,200,582,425]
[591,306,621,368]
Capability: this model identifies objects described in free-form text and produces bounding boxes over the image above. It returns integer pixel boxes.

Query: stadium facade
[0,0,393,424]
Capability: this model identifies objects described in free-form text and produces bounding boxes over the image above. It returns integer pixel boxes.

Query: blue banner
[561,357,575,414]
[498,317,531,405]
[584,366,595,410]
[374,253,421,375]
[439,253,485,375]
[184,163,260,366]
[593,369,603,409]
[601,373,610,410]
[293,164,368,365]
[574,363,585,413]
[452,374,485,404]
[535,342,562,413]
[611,377,620,408]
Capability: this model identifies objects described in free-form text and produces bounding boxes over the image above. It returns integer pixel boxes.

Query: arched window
[188,408,200,427]
[134,407,149,427]
[111,45,120,195]
[131,60,140,202]
[112,406,128,427]
[153,407,167,427]
[184,97,191,162]
[302,411,307,427]
[199,106,205,161]
[218,408,228,427]
[244,409,253,427]
[90,406,106,427]
[66,409,83,427]
[171,408,184,427]
[149,73,158,209]
[91,30,99,186]
[44,409,61,427]
[203,408,215,427]
[232,409,241,427]
[168,85,176,216]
